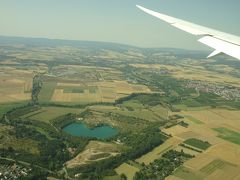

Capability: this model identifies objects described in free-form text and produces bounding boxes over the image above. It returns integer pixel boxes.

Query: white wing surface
[136,5,240,60]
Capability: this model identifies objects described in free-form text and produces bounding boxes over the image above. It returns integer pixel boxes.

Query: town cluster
[0,163,31,179]
[186,80,240,100]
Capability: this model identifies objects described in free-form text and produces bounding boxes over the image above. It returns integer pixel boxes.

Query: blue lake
[63,123,117,139]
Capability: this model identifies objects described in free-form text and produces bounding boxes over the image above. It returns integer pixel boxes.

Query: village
[0,162,31,179]
[186,80,240,100]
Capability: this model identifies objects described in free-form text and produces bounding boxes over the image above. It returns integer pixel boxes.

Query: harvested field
[206,142,240,166]
[177,109,240,132]
[184,153,216,170]
[162,125,190,136]
[0,70,33,103]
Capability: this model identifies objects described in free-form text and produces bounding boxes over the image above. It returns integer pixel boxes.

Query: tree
[120,173,127,180]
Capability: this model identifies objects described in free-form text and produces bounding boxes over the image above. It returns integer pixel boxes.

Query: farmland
[0,37,240,179]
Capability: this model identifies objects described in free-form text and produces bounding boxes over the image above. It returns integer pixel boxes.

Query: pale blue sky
[1,0,240,50]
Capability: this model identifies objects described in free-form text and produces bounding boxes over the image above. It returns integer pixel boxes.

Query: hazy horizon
[1,0,240,50]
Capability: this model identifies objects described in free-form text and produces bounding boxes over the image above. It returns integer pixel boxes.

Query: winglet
[136,5,177,24]
[207,50,222,58]
[136,5,144,10]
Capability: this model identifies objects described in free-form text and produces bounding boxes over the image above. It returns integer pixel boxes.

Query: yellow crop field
[162,125,190,137]
[178,109,240,132]
[184,153,216,170]
[0,68,34,103]
[206,142,240,166]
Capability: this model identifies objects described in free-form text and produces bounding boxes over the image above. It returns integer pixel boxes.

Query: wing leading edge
[136,5,240,60]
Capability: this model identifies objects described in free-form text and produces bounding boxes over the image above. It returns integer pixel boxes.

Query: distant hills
[0,35,207,54]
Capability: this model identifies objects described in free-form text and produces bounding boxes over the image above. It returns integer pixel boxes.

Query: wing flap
[207,50,222,58]
[198,36,240,60]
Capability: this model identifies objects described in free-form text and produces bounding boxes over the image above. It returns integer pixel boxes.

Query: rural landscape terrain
[0,36,240,179]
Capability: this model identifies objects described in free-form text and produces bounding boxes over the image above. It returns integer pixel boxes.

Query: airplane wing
[136,5,240,60]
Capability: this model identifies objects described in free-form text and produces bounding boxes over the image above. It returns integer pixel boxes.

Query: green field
[184,115,204,124]
[103,176,121,180]
[184,138,211,150]
[213,127,240,145]
[0,101,28,119]
[122,100,145,109]
[38,81,57,102]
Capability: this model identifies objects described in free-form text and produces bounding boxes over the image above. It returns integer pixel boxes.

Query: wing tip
[136,5,146,11]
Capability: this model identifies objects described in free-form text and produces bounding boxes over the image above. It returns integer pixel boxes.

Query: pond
[63,122,117,139]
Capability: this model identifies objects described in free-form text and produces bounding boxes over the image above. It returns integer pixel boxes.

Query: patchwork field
[173,158,240,180]
[162,106,240,180]
[52,65,125,81]
[176,109,240,132]
[40,80,151,104]
[1,40,240,179]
